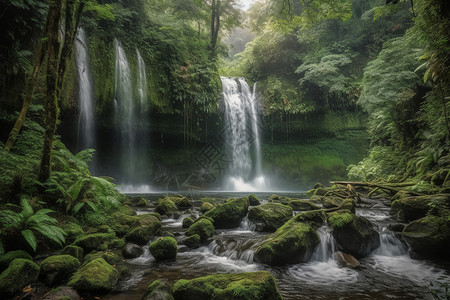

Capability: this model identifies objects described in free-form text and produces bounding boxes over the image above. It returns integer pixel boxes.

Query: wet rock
[288,200,320,211]
[388,223,405,232]
[149,237,178,261]
[248,203,293,232]
[84,250,123,266]
[172,271,283,300]
[391,195,449,222]
[183,234,201,248]
[182,217,194,228]
[123,243,144,259]
[186,218,215,242]
[334,251,360,268]
[0,258,40,298]
[155,199,178,216]
[142,280,174,300]
[200,202,215,213]
[127,197,148,207]
[170,196,193,210]
[293,209,327,229]
[254,222,320,265]
[42,286,81,300]
[74,233,116,252]
[68,258,119,293]
[268,194,291,205]
[61,245,84,261]
[125,215,161,244]
[39,255,80,286]
[328,212,380,258]
[402,215,450,258]
[249,194,261,206]
[203,197,249,229]
[0,250,32,272]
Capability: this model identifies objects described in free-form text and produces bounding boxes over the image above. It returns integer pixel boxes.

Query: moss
[186,218,215,242]
[203,197,249,229]
[338,198,356,213]
[323,197,341,208]
[267,194,291,205]
[200,202,215,213]
[39,255,80,286]
[84,250,123,266]
[74,233,116,252]
[117,204,137,216]
[172,271,282,300]
[155,199,178,215]
[182,217,195,228]
[61,245,84,261]
[288,200,320,211]
[68,258,119,293]
[291,209,327,229]
[63,222,84,244]
[169,196,193,209]
[248,194,260,206]
[110,238,126,249]
[248,203,293,232]
[391,195,446,222]
[0,258,40,297]
[149,237,178,261]
[183,234,201,248]
[328,212,355,229]
[143,280,174,300]
[254,222,320,265]
[125,224,161,245]
[0,250,32,272]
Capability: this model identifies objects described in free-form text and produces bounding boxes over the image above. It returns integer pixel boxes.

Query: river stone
[248,203,293,232]
[182,217,195,228]
[68,258,119,293]
[334,251,360,268]
[149,237,178,261]
[200,202,215,213]
[183,234,201,248]
[391,195,449,222]
[39,255,80,286]
[74,233,116,252]
[328,212,380,258]
[0,258,40,298]
[388,223,405,232]
[125,215,161,244]
[288,200,320,211]
[203,197,249,229]
[172,271,283,300]
[42,286,81,300]
[0,250,32,272]
[123,243,144,259]
[142,280,174,300]
[248,194,261,206]
[185,218,215,242]
[155,198,178,215]
[402,215,450,258]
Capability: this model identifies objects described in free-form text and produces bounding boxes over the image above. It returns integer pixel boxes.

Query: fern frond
[21,229,37,252]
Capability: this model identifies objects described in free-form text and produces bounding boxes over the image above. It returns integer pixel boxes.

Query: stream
[104,192,450,300]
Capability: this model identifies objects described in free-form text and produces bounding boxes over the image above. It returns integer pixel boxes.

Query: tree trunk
[38,0,64,182]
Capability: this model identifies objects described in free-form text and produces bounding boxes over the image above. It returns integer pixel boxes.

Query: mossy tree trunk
[38,0,64,182]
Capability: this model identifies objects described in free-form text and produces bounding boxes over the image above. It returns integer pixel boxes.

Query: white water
[136,49,147,113]
[311,226,336,262]
[221,77,268,191]
[75,28,95,152]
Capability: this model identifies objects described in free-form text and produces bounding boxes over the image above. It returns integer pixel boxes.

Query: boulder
[83,250,123,266]
[68,258,119,293]
[0,250,32,272]
[334,251,360,268]
[185,218,215,242]
[63,222,84,244]
[61,245,84,261]
[0,258,40,297]
[118,204,137,216]
[149,237,178,261]
[402,215,450,258]
[288,200,320,211]
[172,271,283,300]
[142,280,174,300]
[125,215,161,244]
[123,243,144,259]
[199,202,215,213]
[42,286,81,300]
[155,199,179,215]
[248,203,293,232]
[292,209,327,229]
[182,217,195,228]
[248,194,261,206]
[254,222,320,265]
[391,195,449,222]
[388,223,405,232]
[203,197,249,229]
[183,234,201,248]
[268,194,291,205]
[328,212,380,258]
[74,233,116,252]
[170,196,193,210]
[39,255,80,286]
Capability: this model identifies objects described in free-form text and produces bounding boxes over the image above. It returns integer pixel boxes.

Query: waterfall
[114,39,135,183]
[75,28,95,152]
[311,226,336,262]
[221,77,266,191]
[136,49,147,113]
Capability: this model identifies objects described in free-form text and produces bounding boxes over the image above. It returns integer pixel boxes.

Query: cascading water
[221,77,267,191]
[136,49,147,114]
[75,28,95,153]
[311,226,336,262]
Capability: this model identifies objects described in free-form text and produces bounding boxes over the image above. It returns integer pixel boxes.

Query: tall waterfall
[136,49,147,113]
[114,39,135,183]
[221,77,266,191]
[75,28,95,152]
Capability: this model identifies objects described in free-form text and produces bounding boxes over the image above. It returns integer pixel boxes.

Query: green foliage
[0,196,66,252]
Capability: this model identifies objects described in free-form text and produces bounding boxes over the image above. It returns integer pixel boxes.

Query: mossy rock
[200,202,215,213]
[134,197,148,207]
[291,209,327,229]
[39,255,80,286]
[123,243,144,259]
[248,203,293,232]
[267,194,291,205]
[68,258,119,293]
[391,195,448,222]
[63,222,84,244]
[74,233,116,252]
[170,196,193,210]
[402,215,450,258]
[338,199,356,213]
[203,197,249,229]
[116,214,140,227]
[254,222,320,266]
[288,200,320,211]
[84,250,123,266]
[172,271,283,300]
[0,250,32,272]
[125,216,161,244]
[186,218,215,242]
[183,234,201,248]
[0,258,40,297]
[149,237,178,261]
[143,280,174,300]
[314,188,330,196]
[248,194,261,206]
[61,245,84,261]
[328,212,380,258]
[117,205,137,216]
[182,217,195,228]
[155,199,179,215]
[40,286,80,300]
[110,238,126,249]
[323,197,340,209]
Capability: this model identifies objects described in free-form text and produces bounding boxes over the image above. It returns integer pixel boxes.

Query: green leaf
[21,229,37,252]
